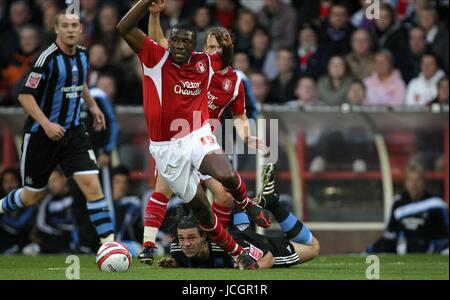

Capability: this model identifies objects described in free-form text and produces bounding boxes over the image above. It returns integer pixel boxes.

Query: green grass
[0,255,447,280]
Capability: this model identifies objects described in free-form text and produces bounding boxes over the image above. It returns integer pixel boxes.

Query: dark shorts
[20,125,99,191]
[268,237,300,268]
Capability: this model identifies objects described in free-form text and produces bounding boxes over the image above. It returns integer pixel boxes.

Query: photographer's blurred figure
[111,166,142,256]
[0,168,36,254]
[23,169,75,255]
[368,163,449,254]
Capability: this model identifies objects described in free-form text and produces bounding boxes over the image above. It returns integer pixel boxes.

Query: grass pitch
[0,254,447,280]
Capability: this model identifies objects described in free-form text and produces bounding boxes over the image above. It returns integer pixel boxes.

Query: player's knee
[213,168,236,187]
[312,237,320,258]
[22,190,45,206]
[214,190,233,207]
[76,176,103,200]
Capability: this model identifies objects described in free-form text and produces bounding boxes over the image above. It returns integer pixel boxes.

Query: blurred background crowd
[0,0,449,107]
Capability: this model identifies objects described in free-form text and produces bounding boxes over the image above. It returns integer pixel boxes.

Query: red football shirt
[138,37,223,141]
[207,67,246,122]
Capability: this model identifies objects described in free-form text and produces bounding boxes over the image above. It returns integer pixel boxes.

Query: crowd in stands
[0,0,448,107]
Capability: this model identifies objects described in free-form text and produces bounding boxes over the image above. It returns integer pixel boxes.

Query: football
[96,242,132,272]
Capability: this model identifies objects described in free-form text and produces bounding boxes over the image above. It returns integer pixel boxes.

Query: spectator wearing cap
[363,49,406,106]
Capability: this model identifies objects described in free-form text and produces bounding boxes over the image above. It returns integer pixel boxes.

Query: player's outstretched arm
[157,257,179,268]
[148,0,169,49]
[117,0,153,53]
[234,114,268,154]
[257,251,274,269]
[214,30,234,68]
[18,94,66,141]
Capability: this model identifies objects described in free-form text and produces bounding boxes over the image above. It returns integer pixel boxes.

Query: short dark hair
[421,51,439,64]
[174,204,204,238]
[54,9,81,25]
[171,23,197,42]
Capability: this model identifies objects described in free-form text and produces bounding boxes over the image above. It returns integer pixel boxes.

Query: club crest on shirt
[25,72,42,89]
[223,79,232,92]
[196,61,206,74]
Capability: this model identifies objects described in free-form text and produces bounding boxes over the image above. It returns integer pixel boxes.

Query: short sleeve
[208,52,223,72]
[138,36,168,68]
[230,80,246,116]
[20,61,49,96]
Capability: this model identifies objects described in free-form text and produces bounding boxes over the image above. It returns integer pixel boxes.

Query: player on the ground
[117,0,265,269]
[139,1,270,264]
[0,12,115,245]
[158,165,320,269]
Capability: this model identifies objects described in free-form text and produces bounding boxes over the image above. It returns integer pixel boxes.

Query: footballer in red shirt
[118,0,268,269]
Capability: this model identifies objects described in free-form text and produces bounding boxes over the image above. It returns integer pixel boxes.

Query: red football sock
[224,174,250,210]
[200,215,244,256]
[212,202,232,228]
[143,192,169,247]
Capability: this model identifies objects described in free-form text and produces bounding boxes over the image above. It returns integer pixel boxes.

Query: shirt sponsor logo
[207,91,219,110]
[174,81,202,96]
[25,72,42,89]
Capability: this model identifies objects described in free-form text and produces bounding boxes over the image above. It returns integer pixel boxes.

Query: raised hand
[149,0,165,15]
[214,29,233,48]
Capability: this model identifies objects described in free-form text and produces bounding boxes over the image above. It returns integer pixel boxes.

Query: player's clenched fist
[149,0,165,14]
[214,29,233,48]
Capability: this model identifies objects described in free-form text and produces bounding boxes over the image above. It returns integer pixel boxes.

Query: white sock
[100,233,114,244]
[143,226,159,245]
